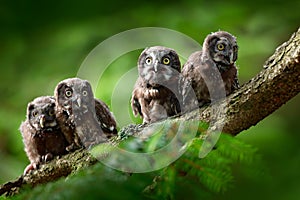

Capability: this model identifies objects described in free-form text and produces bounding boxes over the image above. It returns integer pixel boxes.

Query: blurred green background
[0,0,299,199]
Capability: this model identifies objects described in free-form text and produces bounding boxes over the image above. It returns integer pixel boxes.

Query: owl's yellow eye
[217,43,225,51]
[162,57,170,65]
[49,109,55,116]
[65,89,73,97]
[145,57,152,65]
[82,90,88,96]
[32,111,38,117]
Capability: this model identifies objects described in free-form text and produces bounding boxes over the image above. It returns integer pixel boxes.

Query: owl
[20,96,68,173]
[181,31,239,110]
[131,46,182,123]
[54,78,117,150]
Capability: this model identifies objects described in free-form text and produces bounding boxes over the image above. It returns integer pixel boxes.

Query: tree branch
[1,27,299,197]
[0,149,97,196]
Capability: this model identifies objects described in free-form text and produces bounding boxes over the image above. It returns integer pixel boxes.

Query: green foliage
[12,163,149,200]
[143,133,263,199]
[10,122,263,200]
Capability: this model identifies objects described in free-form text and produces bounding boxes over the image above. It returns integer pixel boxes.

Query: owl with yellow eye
[131,46,182,123]
[181,31,240,110]
[19,96,68,174]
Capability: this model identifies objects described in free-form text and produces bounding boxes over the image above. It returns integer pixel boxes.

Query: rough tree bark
[1,27,299,197]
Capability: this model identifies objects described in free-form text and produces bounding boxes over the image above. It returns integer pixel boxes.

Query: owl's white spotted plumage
[131,46,182,123]
[182,31,239,110]
[20,96,68,173]
[54,78,117,150]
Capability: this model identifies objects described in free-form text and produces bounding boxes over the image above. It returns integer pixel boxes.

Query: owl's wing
[181,50,203,98]
[181,66,192,101]
[19,120,41,164]
[181,50,214,110]
[181,59,198,110]
[131,94,142,117]
[94,99,117,135]
[232,75,240,91]
[131,77,144,117]
[223,65,240,93]
[170,92,181,115]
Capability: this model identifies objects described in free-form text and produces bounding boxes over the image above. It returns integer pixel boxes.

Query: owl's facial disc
[71,92,90,114]
[145,51,172,73]
[59,86,73,111]
[212,44,230,66]
[212,37,237,66]
[145,54,159,72]
[39,115,57,129]
[139,48,180,87]
[30,105,57,131]
[62,86,85,110]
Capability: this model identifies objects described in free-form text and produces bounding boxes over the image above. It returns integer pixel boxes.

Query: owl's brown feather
[182,31,239,110]
[131,46,181,123]
[95,99,117,137]
[54,78,117,150]
[20,96,68,173]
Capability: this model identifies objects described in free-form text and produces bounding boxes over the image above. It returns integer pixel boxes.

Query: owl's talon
[149,89,159,98]
[23,162,39,174]
[145,88,159,99]
[43,153,54,162]
[66,143,80,152]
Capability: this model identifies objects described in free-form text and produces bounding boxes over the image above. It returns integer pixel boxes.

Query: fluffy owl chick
[20,96,68,174]
[131,46,182,123]
[182,31,239,110]
[54,77,117,150]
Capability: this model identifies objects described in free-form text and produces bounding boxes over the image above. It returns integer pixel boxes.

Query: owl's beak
[73,97,81,108]
[40,115,45,128]
[153,60,159,72]
[229,54,234,64]
[229,52,234,64]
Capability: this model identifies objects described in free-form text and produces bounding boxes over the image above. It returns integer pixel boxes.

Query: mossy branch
[1,27,299,197]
